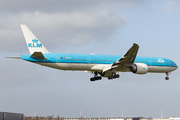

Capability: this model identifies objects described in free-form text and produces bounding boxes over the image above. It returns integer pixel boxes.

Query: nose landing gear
[165,72,169,80]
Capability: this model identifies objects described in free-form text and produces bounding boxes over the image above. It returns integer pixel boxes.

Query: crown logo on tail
[32,38,38,43]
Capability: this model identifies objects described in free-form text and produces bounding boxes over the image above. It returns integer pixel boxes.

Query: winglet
[20,24,49,54]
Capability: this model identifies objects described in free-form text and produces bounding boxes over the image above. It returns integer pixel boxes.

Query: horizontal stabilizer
[31,52,45,60]
[5,57,21,59]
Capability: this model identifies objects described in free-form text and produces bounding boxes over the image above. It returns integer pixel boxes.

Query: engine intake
[129,63,148,74]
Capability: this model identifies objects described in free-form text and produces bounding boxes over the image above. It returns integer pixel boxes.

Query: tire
[165,77,169,80]
[90,78,95,81]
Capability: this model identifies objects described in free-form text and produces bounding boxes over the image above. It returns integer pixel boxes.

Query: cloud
[0,0,151,53]
[0,0,102,13]
[0,0,147,14]
[0,10,127,53]
[113,0,149,8]
[161,1,180,13]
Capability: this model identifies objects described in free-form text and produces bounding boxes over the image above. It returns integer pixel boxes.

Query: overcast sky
[0,0,180,118]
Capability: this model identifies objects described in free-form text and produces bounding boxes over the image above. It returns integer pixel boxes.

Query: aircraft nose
[172,61,178,70]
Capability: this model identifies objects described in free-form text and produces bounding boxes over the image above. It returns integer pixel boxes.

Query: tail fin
[20,24,49,54]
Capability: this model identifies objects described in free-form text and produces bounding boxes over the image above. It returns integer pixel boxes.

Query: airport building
[1,111,179,120]
[23,117,180,120]
[0,112,23,120]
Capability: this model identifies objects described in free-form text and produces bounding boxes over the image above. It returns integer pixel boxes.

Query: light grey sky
[0,0,180,118]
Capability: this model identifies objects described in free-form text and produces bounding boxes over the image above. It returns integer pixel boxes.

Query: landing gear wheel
[108,76,113,80]
[97,76,102,80]
[108,74,120,80]
[165,77,169,80]
[116,74,120,78]
[90,78,95,81]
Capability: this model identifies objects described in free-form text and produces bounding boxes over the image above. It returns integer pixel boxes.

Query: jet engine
[129,63,148,74]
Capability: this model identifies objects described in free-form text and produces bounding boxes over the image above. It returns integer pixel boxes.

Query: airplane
[8,25,178,81]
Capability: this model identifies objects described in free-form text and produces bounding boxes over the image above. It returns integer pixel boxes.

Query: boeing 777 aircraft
[8,25,178,81]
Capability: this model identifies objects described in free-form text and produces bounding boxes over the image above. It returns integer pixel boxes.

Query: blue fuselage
[21,53,178,71]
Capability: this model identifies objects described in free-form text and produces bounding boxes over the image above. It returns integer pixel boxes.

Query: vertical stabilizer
[20,24,49,54]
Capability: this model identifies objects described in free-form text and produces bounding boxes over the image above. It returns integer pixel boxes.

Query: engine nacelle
[129,63,148,74]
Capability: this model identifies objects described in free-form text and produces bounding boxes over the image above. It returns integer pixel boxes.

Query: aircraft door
[56,56,60,63]
[168,61,171,66]
[148,60,152,66]
[87,57,91,64]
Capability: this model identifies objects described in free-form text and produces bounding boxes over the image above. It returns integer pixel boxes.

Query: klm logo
[28,38,42,48]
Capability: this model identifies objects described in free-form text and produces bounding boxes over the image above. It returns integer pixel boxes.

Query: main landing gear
[108,73,120,80]
[165,72,169,80]
[90,72,102,82]
[90,72,120,81]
